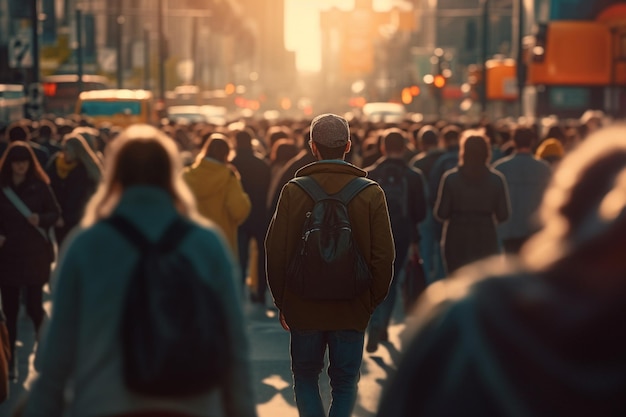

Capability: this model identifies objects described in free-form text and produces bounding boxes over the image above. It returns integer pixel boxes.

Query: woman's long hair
[62,133,104,183]
[192,132,232,166]
[81,124,201,227]
[0,141,50,187]
[458,129,491,182]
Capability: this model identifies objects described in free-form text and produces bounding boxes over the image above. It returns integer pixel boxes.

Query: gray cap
[310,113,350,148]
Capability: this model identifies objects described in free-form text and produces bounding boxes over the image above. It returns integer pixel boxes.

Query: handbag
[402,248,427,314]
[0,312,10,403]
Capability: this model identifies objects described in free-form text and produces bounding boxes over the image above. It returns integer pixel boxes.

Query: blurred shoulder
[404,257,525,341]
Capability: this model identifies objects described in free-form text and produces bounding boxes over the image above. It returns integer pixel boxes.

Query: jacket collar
[296,160,367,177]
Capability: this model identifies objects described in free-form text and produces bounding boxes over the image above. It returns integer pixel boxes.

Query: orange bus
[522,0,626,118]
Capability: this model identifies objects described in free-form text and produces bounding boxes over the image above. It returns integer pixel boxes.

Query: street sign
[8,35,33,69]
[97,48,117,73]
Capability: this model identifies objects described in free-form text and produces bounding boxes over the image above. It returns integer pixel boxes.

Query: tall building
[238,0,295,108]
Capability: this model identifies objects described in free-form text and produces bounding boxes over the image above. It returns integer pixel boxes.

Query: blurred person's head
[523,125,626,284]
[309,113,351,160]
[266,125,291,148]
[72,126,101,153]
[234,128,254,151]
[441,125,461,150]
[197,133,232,164]
[535,138,564,166]
[269,138,297,166]
[512,126,537,151]
[5,122,30,143]
[417,125,439,151]
[580,110,604,136]
[544,123,566,143]
[61,133,104,183]
[82,124,199,226]
[0,141,49,186]
[381,128,406,157]
[459,129,491,168]
[37,119,57,143]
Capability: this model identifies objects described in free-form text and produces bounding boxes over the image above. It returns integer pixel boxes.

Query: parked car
[362,102,406,123]
[166,105,227,126]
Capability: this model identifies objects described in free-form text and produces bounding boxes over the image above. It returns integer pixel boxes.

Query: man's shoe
[366,335,379,353]
[380,328,389,342]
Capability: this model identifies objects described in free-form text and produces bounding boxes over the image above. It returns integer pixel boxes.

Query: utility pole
[27,0,42,119]
[76,8,84,94]
[30,0,39,85]
[158,0,166,103]
[116,0,124,89]
[480,0,489,114]
[515,0,525,115]
[191,16,198,88]
[144,26,150,90]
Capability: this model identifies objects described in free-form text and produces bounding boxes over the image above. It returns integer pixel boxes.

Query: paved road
[0,288,407,417]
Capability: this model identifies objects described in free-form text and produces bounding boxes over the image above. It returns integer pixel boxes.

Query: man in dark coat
[364,128,427,352]
[231,128,271,304]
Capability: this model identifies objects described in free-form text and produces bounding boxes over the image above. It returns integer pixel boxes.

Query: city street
[0,286,407,417]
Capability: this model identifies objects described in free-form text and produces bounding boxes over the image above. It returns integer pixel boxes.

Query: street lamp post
[480,0,489,114]
[157,0,166,103]
[144,26,151,90]
[30,0,39,85]
[116,0,124,89]
[76,8,84,94]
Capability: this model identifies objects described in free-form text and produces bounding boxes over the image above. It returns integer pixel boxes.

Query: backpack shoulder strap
[105,215,150,251]
[105,215,191,252]
[336,177,376,205]
[158,218,193,252]
[289,176,329,203]
[385,162,408,177]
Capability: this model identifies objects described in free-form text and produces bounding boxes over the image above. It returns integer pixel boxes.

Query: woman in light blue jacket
[22,124,258,417]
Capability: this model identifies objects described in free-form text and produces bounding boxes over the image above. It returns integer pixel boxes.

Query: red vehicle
[43,74,110,116]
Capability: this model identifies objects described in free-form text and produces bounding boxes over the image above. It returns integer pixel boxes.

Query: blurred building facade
[0,0,295,111]
[318,0,513,116]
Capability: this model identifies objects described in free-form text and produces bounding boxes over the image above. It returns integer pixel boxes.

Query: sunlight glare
[284,0,398,72]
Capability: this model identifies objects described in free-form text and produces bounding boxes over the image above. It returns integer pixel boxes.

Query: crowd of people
[0,106,622,416]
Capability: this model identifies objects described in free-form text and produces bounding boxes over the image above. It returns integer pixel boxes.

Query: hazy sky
[284,0,399,72]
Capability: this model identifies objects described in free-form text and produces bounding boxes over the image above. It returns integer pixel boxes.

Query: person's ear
[309,140,317,155]
[345,140,352,154]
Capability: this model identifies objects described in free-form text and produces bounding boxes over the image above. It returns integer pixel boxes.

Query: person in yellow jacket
[183,133,251,260]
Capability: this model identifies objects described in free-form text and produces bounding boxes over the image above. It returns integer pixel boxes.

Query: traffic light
[433,74,446,89]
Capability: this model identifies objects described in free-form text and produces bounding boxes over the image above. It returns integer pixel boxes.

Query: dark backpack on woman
[106,215,230,397]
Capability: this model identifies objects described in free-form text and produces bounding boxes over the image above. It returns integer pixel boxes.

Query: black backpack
[373,163,409,223]
[105,215,230,397]
[286,176,375,301]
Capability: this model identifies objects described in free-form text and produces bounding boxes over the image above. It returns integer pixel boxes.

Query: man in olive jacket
[265,113,395,417]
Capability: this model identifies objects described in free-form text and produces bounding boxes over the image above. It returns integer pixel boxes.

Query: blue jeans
[290,329,365,417]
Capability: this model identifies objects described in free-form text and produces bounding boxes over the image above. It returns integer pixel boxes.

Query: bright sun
[284,0,397,72]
